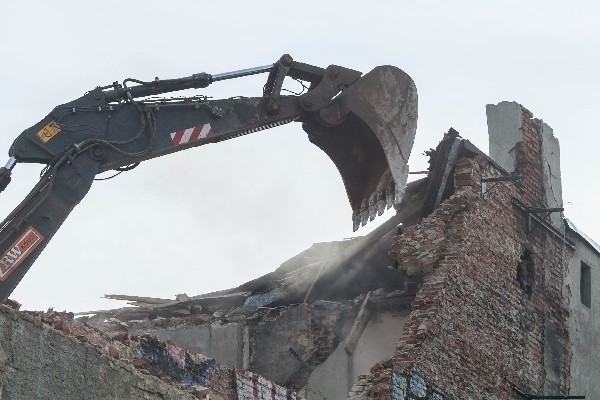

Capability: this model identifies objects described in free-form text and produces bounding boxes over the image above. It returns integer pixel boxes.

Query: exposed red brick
[352,108,571,399]
[108,345,120,360]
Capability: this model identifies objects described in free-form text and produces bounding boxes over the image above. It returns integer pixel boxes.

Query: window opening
[580,262,591,308]
[517,249,534,296]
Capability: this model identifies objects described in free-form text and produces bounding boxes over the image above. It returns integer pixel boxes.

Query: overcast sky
[1,1,599,312]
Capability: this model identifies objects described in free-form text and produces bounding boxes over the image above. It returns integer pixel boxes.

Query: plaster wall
[352,312,408,378]
[147,323,245,368]
[486,101,523,172]
[487,102,563,229]
[305,343,349,400]
[251,304,311,385]
[539,122,563,228]
[149,325,211,354]
[250,302,349,389]
[305,311,408,400]
[564,231,600,399]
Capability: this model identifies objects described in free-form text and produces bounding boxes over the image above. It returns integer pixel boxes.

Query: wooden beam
[344,291,373,355]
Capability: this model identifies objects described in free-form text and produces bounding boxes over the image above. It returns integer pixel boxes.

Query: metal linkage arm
[0,151,100,302]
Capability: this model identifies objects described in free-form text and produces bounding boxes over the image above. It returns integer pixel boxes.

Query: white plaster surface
[564,228,600,399]
[305,311,408,400]
[149,323,244,368]
[540,122,564,228]
[486,101,523,173]
[352,312,407,375]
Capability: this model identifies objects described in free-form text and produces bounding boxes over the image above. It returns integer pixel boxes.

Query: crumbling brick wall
[516,108,567,300]
[349,111,571,399]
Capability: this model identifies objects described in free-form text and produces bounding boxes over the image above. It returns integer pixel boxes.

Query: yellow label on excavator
[37,121,61,143]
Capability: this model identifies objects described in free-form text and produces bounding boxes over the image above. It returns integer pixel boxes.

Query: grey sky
[1,1,598,312]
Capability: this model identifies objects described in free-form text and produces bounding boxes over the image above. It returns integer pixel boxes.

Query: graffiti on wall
[391,372,445,400]
[236,370,303,400]
[138,335,217,386]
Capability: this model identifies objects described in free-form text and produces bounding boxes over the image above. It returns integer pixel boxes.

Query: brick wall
[349,110,571,399]
[517,107,567,300]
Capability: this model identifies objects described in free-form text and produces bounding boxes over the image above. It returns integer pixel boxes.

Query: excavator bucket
[303,66,418,231]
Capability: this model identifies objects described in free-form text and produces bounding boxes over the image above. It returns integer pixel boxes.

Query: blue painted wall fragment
[390,372,444,400]
[391,373,407,400]
[138,334,217,387]
[410,373,427,397]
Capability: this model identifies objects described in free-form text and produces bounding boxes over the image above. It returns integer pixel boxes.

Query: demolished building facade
[0,101,598,399]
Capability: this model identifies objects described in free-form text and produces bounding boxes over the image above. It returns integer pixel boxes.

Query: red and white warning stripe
[170,123,212,146]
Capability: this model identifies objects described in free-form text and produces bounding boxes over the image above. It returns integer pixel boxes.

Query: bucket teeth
[386,186,394,210]
[395,184,405,206]
[352,211,361,232]
[360,206,369,227]
[352,180,406,231]
[369,189,386,220]
[377,200,386,216]
[376,190,386,216]
[368,197,377,221]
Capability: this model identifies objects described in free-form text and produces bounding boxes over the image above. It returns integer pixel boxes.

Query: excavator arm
[0,54,417,302]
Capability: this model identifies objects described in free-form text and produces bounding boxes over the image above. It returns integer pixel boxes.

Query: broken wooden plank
[103,294,172,305]
[344,291,373,355]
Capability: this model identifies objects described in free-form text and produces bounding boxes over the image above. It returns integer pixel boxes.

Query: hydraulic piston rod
[211,64,274,82]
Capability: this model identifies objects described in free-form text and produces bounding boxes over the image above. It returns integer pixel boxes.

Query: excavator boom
[0,55,417,302]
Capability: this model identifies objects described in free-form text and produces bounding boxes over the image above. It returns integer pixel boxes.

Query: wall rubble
[0,305,305,399]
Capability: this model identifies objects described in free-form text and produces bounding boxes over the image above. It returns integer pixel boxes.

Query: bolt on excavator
[0,54,417,302]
